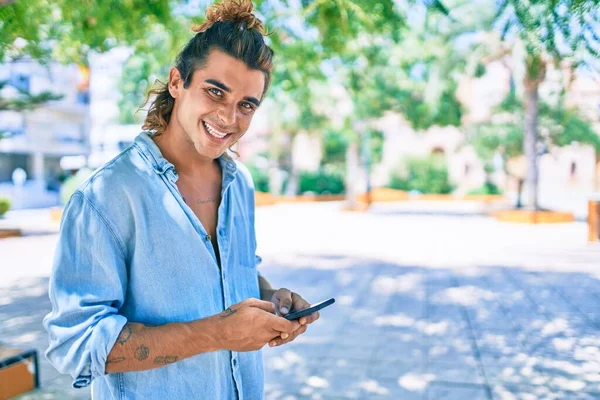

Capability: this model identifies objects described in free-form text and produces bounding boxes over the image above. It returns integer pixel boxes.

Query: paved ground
[1,202,599,399]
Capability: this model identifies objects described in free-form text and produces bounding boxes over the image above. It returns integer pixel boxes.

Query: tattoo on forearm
[116,324,132,345]
[220,307,237,318]
[197,197,217,204]
[134,345,150,361]
[154,356,178,365]
[106,357,126,364]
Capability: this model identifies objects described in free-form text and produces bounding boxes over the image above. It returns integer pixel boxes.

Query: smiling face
[167,49,266,160]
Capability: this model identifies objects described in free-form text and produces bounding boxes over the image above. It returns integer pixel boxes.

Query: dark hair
[142,0,274,135]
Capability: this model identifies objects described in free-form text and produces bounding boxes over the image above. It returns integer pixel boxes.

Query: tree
[117,22,190,124]
[469,90,600,208]
[0,80,62,112]
[0,0,173,64]
[326,0,473,206]
[1,0,176,143]
[0,79,63,139]
[492,0,600,209]
[262,0,407,197]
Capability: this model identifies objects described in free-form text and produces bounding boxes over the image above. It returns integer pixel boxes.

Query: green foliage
[546,107,600,153]
[469,123,523,167]
[388,155,455,194]
[0,0,173,64]
[59,168,93,205]
[431,82,463,127]
[0,80,63,112]
[470,92,600,170]
[0,197,11,217]
[467,181,502,195]
[474,62,486,78]
[118,20,189,124]
[246,163,270,193]
[298,0,405,55]
[299,168,345,195]
[494,0,600,63]
[322,129,348,165]
[366,129,384,165]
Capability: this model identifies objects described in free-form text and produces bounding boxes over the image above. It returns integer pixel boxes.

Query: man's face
[168,49,265,159]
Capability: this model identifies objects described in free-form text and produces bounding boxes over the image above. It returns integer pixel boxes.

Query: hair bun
[193,0,265,35]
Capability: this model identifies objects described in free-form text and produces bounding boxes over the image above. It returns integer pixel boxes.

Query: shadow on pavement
[1,256,599,399]
[260,255,600,400]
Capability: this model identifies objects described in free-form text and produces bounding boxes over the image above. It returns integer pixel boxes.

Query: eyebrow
[205,78,261,107]
[205,79,230,93]
[244,96,261,107]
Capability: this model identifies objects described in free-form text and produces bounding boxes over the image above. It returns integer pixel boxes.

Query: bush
[467,181,502,195]
[299,168,345,195]
[0,197,11,217]
[246,163,270,193]
[59,168,94,205]
[388,155,455,194]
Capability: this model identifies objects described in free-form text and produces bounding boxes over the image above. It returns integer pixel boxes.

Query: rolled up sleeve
[43,191,128,388]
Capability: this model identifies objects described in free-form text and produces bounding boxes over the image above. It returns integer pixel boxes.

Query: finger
[244,298,275,313]
[269,316,300,334]
[300,311,320,325]
[270,325,307,347]
[274,288,293,315]
[272,325,305,346]
[291,292,310,311]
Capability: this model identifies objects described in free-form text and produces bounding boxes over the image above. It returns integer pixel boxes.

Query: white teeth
[204,121,228,139]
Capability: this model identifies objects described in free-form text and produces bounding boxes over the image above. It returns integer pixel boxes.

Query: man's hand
[215,298,300,352]
[269,288,320,347]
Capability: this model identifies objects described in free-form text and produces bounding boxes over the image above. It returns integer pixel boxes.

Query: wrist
[187,316,224,353]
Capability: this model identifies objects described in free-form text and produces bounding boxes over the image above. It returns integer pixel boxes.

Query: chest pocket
[233,215,255,268]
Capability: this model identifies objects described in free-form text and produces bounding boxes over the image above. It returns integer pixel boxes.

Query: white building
[0,59,91,207]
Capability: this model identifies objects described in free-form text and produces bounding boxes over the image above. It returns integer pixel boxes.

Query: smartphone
[283,298,335,320]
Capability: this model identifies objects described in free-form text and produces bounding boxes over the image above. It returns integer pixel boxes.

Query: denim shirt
[43,132,264,400]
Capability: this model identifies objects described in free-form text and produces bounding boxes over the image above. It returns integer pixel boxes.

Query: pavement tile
[425,382,490,400]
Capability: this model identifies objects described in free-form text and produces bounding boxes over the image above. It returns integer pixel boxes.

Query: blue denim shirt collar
[133,131,238,183]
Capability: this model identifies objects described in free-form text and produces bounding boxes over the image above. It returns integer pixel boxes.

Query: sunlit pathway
[262,259,600,399]
[1,202,599,399]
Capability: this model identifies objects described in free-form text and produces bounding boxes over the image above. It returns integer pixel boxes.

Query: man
[44,1,319,398]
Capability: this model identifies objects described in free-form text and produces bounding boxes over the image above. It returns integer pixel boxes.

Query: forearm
[258,274,276,301]
[105,317,222,374]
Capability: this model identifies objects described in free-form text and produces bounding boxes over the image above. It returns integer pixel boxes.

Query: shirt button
[233,359,237,366]
[205,234,211,242]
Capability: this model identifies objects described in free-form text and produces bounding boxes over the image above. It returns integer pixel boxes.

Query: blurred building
[0,59,91,207]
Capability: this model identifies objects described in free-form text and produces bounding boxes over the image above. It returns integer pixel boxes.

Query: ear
[168,67,183,98]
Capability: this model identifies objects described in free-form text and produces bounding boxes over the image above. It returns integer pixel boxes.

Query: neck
[153,124,219,176]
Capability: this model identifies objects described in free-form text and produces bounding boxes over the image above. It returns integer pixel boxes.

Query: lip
[202,120,232,143]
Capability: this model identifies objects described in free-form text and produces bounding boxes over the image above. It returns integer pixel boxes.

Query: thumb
[276,289,293,315]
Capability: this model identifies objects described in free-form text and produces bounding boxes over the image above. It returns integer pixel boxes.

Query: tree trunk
[516,178,524,209]
[283,131,298,196]
[523,82,539,209]
[523,57,546,210]
[344,142,360,209]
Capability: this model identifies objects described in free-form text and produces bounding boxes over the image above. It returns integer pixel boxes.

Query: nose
[217,103,236,128]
